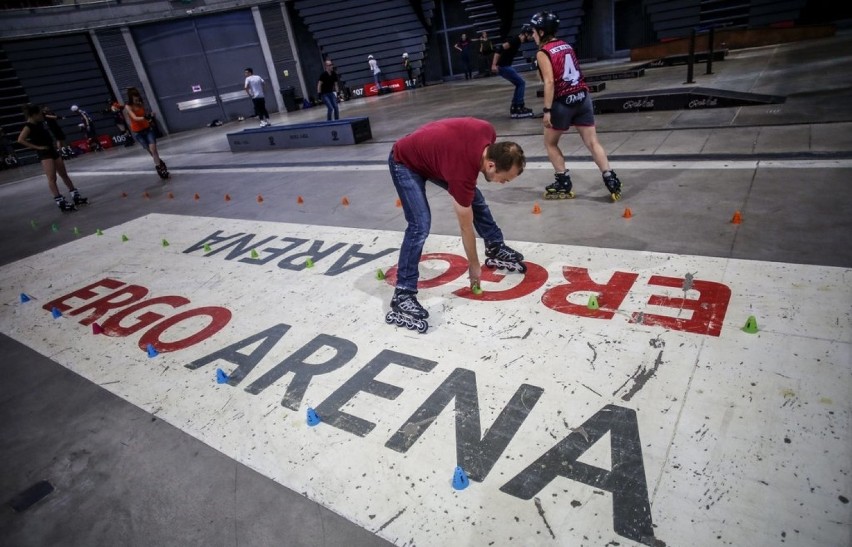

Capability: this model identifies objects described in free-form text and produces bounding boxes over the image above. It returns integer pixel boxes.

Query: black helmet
[530,11,559,36]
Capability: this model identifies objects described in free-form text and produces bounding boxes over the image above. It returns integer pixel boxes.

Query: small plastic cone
[395,198,402,208]
[194,193,200,201]
[167,192,174,199]
[121,234,129,242]
[216,368,229,384]
[92,322,104,334]
[341,196,350,206]
[297,196,304,205]
[742,315,758,333]
[30,220,37,229]
[307,407,322,426]
[257,195,264,203]
[623,207,633,218]
[162,239,170,247]
[51,224,59,232]
[73,227,81,236]
[250,249,259,259]
[587,294,600,310]
[146,343,159,358]
[376,268,386,280]
[96,228,103,236]
[731,211,742,224]
[532,203,542,214]
[121,192,128,198]
[203,243,212,252]
[51,307,62,319]
[20,293,31,303]
[143,191,150,199]
[224,194,231,202]
[452,466,470,490]
[305,258,314,268]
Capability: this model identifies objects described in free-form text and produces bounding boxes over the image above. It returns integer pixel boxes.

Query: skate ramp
[593,86,786,114]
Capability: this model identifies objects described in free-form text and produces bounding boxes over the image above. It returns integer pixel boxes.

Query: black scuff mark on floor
[533,497,556,539]
[376,507,407,533]
[614,350,665,401]
[587,341,597,370]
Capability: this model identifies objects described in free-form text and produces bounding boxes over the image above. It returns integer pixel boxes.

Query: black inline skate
[510,104,535,119]
[544,170,575,200]
[485,242,527,273]
[54,195,76,212]
[156,160,169,180]
[603,170,622,201]
[71,189,88,207]
[385,289,429,333]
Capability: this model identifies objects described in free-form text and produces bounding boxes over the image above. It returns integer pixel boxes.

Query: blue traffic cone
[146,343,159,358]
[306,407,321,426]
[20,293,31,303]
[452,466,470,490]
[216,368,229,384]
[51,307,62,319]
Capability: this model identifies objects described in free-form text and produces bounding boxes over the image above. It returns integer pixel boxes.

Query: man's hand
[468,263,482,290]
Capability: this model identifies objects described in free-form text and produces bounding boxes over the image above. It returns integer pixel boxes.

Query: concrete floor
[0,30,850,547]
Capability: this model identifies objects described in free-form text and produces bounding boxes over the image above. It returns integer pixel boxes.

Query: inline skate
[544,170,575,200]
[603,170,622,201]
[485,242,527,273]
[510,104,536,119]
[71,189,88,206]
[385,289,429,333]
[156,160,169,180]
[55,195,76,212]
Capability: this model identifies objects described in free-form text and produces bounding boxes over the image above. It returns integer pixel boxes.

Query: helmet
[368,55,374,59]
[402,52,408,58]
[70,105,79,112]
[530,11,560,36]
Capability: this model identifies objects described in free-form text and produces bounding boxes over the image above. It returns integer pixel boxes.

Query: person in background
[244,67,271,127]
[529,10,622,201]
[454,33,473,80]
[123,87,169,179]
[492,26,536,118]
[17,103,87,211]
[367,55,382,92]
[317,59,340,121]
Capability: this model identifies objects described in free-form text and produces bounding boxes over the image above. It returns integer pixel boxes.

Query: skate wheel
[611,192,621,202]
[416,321,428,334]
[517,262,528,274]
[385,312,395,324]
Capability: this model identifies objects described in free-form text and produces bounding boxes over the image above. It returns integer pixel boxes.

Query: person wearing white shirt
[244,67,271,127]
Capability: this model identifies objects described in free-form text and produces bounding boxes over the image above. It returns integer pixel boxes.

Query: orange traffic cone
[532,202,542,214]
[121,192,128,198]
[623,207,633,219]
[143,191,150,199]
[194,193,200,201]
[297,195,304,205]
[224,194,231,202]
[341,196,350,206]
[731,211,743,224]
[257,195,264,203]
[167,192,174,199]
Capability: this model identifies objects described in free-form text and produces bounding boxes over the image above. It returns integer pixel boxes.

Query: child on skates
[17,103,87,212]
[529,11,622,201]
[124,87,168,179]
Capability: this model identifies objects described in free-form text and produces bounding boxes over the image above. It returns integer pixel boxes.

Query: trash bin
[282,86,299,112]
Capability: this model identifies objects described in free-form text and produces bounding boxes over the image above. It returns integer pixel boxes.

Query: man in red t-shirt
[387,117,526,330]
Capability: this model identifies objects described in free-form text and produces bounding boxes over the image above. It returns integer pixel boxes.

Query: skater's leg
[41,158,59,196]
[470,188,504,244]
[544,127,566,173]
[388,151,430,293]
[54,156,75,191]
[575,125,611,173]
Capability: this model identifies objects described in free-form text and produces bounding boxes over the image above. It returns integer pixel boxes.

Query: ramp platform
[227,117,372,152]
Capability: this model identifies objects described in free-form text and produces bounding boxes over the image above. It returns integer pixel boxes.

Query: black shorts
[36,147,59,161]
[550,91,595,131]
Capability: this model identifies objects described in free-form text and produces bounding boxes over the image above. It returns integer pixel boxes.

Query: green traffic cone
[96,228,103,236]
[121,234,129,242]
[30,220,37,229]
[375,268,386,280]
[305,258,314,268]
[203,243,212,252]
[73,227,81,236]
[250,249,259,259]
[472,283,483,295]
[51,223,59,232]
[162,239,170,247]
[587,294,599,310]
[742,315,758,333]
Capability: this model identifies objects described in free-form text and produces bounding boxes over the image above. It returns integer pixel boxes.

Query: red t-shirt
[393,117,495,207]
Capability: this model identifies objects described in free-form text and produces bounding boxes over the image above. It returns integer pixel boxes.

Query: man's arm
[452,200,482,288]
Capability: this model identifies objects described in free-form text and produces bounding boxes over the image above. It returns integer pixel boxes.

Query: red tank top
[126,104,150,133]
[540,39,588,98]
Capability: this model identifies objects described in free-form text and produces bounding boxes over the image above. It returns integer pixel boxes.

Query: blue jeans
[497,66,525,106]
[388,150,504,292]
[321,92,339,120]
